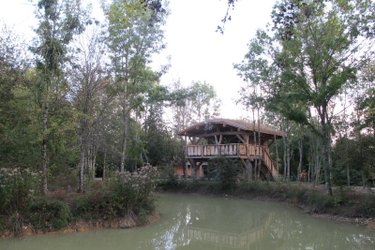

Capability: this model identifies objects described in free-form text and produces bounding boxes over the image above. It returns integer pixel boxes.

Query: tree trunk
[362,170,366,189]
[103,149,107,181]
[314,140,321,187]
[283,134,287,181]
[275,134,279,174]
[77,146,85,192]
[78,116,89,192]
[120,112,128,173]
[282,121,290,182]
[297,131,303,182]
[286,138,291,181]
[257,108,261,179]
[346,165,350,187]
[321,124,333,196]
[252,110,257,179]
[40,102,49,195]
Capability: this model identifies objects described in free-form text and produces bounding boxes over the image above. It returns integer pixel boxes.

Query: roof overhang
[177,118,285,138]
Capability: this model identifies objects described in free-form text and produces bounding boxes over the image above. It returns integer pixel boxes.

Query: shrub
[0,168,39,213]
[72,165,159,221]
[70,195,93,220]
[0,167,39,234]
[208,158,241,191]
[354,195,375,217]
[111,165,158,215]
[28,198,71,231]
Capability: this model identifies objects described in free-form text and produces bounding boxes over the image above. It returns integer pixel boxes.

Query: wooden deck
[186,144,279,178]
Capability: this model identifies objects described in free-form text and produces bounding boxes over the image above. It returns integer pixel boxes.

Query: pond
[1,193,374,250]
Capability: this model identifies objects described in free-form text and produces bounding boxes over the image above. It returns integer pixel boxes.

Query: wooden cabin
[177,118,284,180]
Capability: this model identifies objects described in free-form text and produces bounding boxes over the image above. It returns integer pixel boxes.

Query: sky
[0,0,277,120]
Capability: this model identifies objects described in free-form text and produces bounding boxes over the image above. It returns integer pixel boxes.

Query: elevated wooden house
[177,118,284,180]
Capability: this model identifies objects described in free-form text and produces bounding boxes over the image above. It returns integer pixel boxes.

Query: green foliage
[170,81,221,134]
[70,195,92,220]
[354,196,375,217]
[235,0,374,194]
[33,0,85,76]
[357,85,375,133]
[0,168,40,215]
[31,0,86,193]
[0,28,39,169]
[333,135,375,186]
[28,198,71,231]
[208,158,241,191]
[0,168,40,234]
[72,165,158,220]
[143,123,183,167]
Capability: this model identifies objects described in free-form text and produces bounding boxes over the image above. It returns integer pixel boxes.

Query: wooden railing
[186,144,278,178]
[260,147,278,178]
[186,144,264,158]
[187,143,242,157]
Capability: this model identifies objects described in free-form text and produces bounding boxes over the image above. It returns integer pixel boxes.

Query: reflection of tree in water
[150,197,275,249]
[267,210,375,250]
[150,202,193,249]
[148,196,375,250]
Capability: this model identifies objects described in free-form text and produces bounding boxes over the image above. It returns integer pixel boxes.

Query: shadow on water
[1,193,374,250]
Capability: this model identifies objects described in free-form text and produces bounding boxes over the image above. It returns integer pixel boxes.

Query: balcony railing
[186,143,278,177]
[186,143,262,158]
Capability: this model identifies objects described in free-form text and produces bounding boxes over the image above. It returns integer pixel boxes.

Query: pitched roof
[177,118,285,137]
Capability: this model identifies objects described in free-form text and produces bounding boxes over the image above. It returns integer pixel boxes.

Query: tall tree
[31,0,85,194]
[69,28,110,192]
[105,0,166,172]
[0,26,38,168]
[235,0,374,194]
[170,81,221,135]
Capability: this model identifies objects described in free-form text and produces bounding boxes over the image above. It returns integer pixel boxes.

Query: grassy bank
[0,166,158,237]
[158,179,375,220]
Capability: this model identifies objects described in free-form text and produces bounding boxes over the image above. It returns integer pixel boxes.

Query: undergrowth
[0,166,158,237]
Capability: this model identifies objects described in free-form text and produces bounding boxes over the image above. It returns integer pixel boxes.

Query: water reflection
[0,194,374,250]
[150,194,375,250]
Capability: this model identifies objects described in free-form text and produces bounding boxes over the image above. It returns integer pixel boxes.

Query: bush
[354,195,375,217]
[208,158,241,191]
[71,195,93,220]
[28,198,71,231]
[109,165,158,215]
[0,167,39,234]
[72,165,159,221]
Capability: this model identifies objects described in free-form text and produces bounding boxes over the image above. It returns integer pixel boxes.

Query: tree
[235,0,374,194]
[31,0,85,194]
[355,59,375,136]
[170,81,221,135]
[69,27,110,192]
[105,0,167,172]
[189,81,221,123]
[0,26,38,169]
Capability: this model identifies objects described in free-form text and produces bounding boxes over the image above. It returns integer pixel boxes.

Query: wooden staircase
[260,147,279,180]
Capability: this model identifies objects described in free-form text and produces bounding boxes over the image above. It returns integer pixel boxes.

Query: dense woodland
[0,0,374,198]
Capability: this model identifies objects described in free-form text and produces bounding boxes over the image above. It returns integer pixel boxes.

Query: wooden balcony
[186,143,278,178]
[186,143,261,158]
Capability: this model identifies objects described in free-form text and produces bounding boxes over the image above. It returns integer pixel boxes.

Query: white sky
[0,0,277,119]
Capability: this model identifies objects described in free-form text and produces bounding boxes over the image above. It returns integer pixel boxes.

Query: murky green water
[1,193,374,250]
